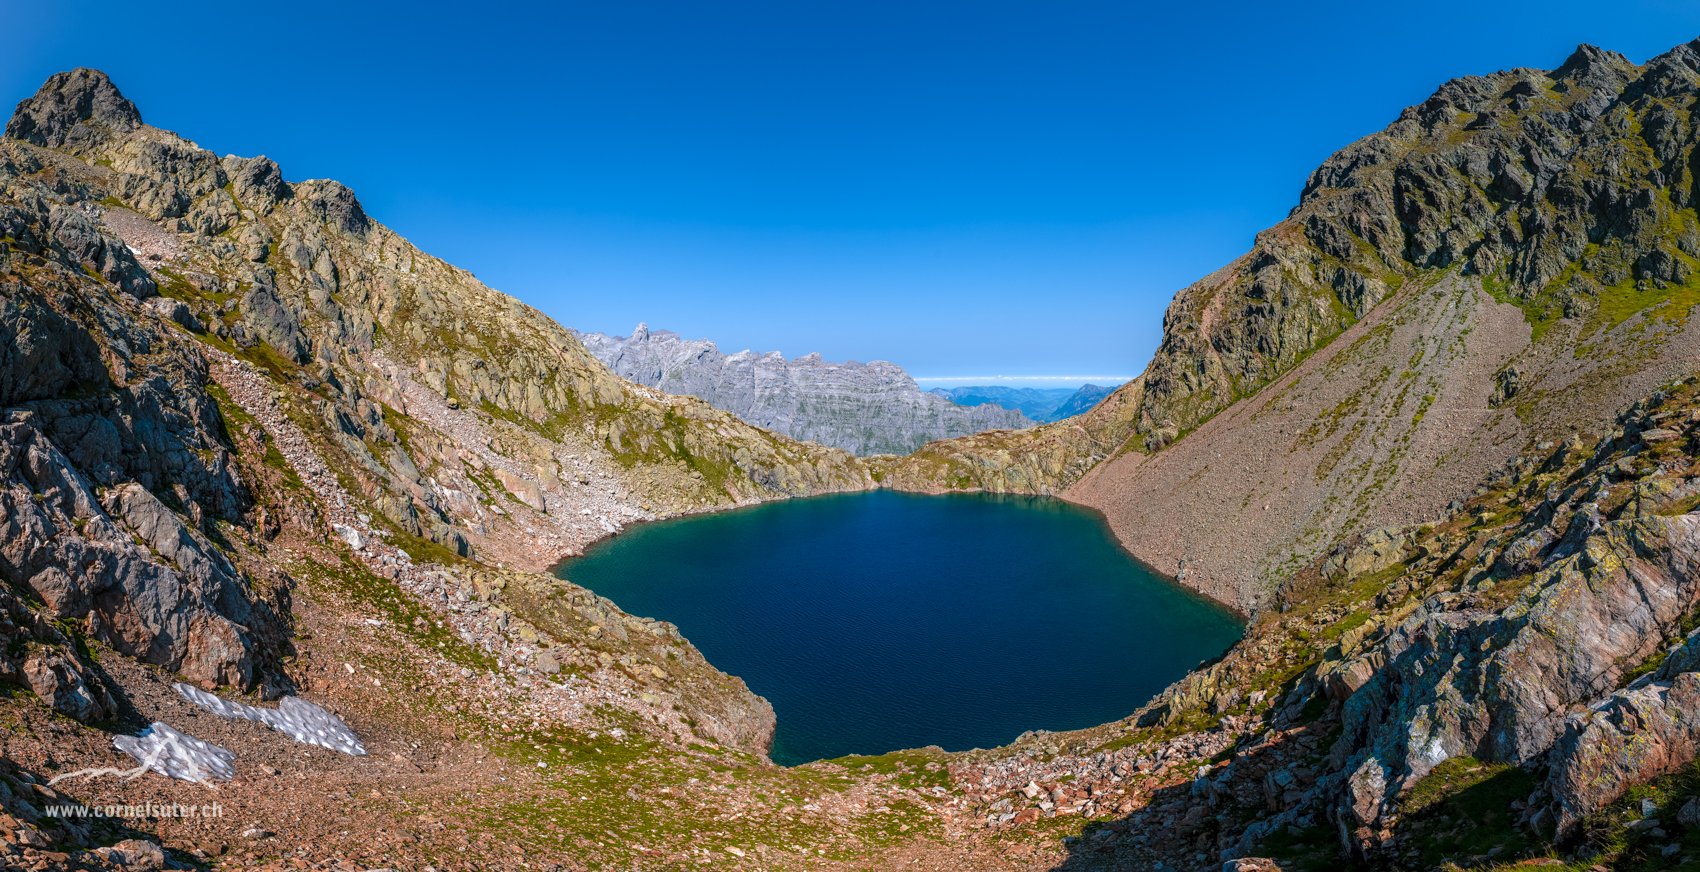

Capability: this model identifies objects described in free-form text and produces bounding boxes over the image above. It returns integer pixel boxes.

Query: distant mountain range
[928,384,1116,422]
[572,324,1037,455]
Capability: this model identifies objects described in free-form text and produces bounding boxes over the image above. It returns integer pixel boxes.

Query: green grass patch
[1258,822,1343,871]
[1397,756,1535,868]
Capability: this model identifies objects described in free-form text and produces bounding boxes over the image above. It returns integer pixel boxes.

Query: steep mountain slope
[572,323,1035,455]
[0,69,935,872]
[885,39,1700,612]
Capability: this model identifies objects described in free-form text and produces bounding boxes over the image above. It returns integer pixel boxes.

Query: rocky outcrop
[0,162,289,699]
[0,390,282,695]
[573,324,1037,455]
[1540,636,1700,839]
[1224,378,1700,861]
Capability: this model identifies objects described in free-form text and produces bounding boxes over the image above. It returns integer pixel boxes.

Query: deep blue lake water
[554,490,1242,765]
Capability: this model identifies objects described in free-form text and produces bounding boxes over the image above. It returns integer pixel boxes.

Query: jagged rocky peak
[1119,35,1700,453]
[4,67,142,153]
[574,323,1037,455]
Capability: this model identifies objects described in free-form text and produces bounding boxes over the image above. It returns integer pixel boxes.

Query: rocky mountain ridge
[572,323,1036,455]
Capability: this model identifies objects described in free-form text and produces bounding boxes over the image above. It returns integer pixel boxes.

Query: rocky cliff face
[572,324,1036,456]
[0,77,291,704]
[884,39,1700,615]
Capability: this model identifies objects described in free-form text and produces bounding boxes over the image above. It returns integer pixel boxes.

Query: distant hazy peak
[574,325,1036,455]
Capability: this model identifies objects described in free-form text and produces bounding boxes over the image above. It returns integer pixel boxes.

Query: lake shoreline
[554,490,1244,764]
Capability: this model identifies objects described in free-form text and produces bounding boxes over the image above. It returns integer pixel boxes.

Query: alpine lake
[554,490,1243,766]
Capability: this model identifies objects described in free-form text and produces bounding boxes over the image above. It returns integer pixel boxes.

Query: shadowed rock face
[0,175,284,698]
[573,324,1037,456]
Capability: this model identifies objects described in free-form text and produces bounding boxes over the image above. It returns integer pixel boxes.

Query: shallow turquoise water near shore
[554,490,1243,766]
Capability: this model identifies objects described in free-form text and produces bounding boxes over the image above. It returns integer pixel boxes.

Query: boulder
[1541,673,1700,837]
[494,468,545,512]
[22,648,113,722]
[146,296,202,332]
[102,839,165,870]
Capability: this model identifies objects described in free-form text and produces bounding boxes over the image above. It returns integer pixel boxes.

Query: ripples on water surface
[555,490,1242,765]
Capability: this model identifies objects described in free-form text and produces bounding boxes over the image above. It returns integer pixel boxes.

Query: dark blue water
[554,490,1242,765]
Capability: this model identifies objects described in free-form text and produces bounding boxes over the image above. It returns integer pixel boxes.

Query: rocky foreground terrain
[572,324,1036,456]
[11,37,1700,872]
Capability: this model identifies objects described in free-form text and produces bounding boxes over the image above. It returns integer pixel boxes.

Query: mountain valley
[6,36,1700,872]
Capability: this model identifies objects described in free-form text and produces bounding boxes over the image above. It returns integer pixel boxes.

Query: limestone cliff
[572,323,1036,456]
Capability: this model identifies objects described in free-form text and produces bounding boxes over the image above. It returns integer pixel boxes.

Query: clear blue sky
[8,2,1700,387]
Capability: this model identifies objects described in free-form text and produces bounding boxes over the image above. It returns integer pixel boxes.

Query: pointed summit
[1550,43,1636,93]
[4,68,141,154]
